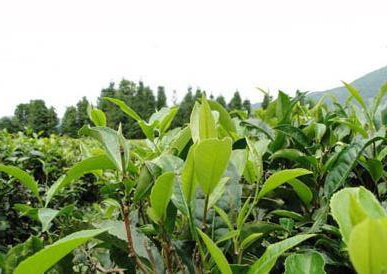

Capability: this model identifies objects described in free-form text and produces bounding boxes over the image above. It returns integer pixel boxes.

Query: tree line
[0,79,255,138]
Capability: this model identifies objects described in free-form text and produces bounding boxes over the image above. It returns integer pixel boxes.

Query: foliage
[0,83,386,274]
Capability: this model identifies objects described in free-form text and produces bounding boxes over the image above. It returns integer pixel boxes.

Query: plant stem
[202,195,209,229]
[122,203,149,273]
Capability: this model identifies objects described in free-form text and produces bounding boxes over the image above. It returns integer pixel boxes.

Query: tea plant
[0,83,386,273]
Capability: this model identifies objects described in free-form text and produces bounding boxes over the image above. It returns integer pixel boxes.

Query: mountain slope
[308,65,387,103]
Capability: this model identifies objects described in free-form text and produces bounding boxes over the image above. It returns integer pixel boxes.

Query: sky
[0,0,386,117]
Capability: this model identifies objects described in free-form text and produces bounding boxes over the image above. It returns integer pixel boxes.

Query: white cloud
[0,0,386,117]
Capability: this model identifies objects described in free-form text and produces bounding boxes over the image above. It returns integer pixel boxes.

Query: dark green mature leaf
[45,155,115,206]
[3,236,43,274]
[284,251,326,274]
[14,229,107,274]
[248,234,315,274]
[287,178,313,206]
[0,164,40,200]
[274,125,311,149]
[324,137,385,196]
[258,169,312,200]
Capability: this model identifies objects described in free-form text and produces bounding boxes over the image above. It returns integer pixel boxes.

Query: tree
[61,106,78,137]
[243,99,251,115]
[172,89,194,127]
[156,86,167,110]
[261,92,273,110]
[228,91,242,110]
[46,107,59,134]
[76,97,89,128]
[216,95,227,108]
[13,103,29,131]
[0,117,14,132]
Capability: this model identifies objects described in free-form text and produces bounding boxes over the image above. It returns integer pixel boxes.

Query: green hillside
[308,65,387,103]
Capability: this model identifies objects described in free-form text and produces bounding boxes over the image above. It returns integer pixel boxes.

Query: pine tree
[156,86,167,110]
[261,93,272,110]
[61,106,78,137]
[215,95,227,107]
[76,97,89,128]
[243,99,251,115]
[228,91,243,110]
[172,89,194,127]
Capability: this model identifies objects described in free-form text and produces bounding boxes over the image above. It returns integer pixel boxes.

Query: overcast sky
[0,0,386,117]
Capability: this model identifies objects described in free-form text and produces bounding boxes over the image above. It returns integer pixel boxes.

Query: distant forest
[0,79,255,138]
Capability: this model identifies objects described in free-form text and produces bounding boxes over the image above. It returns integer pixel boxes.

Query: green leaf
[270,210,303,221]
[194,138,232,195]
[258,169,312,200]
[170,127,192,154]
[240,233,263,250]
[148,172,175,223]
[3,236,43,274]
[38,208,59,232]
[287,178,313,206]
[214,206,233,230]
[363,159,384,182]
[181,144,197,205]
[79,125,128,172]
[133,162,161,202]
[199,95,217,140]
[274,125,311,149]
[87,105,106,127]
[330,187,386,244]
[45,155,115,206]
[372,82,387,115]
[270,149,305,162]
[323,137,384,196]
[0,164,40,200]
[103,97,142,121]
[342,82,368,112]
[248,234,315,274]
[157,106,179,134]
[208,100,237,137]
[284,251,326,274]
[196,229,232,274]
[14,229,107,274]
[348,218,387,274]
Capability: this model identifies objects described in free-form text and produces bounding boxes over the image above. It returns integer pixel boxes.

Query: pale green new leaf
[248,234,315,274]
[330,187,386,244]
[14,229,107,274]
[348,218,387,274]
[199,95,217,140]
[38,208,59,232]
[87,105,106,127]
[194,138,232,195]
[240,233,263,250]
[258,169,312,200]
[149,172,175,223]
[284,251,326,274]
[197,229,232,274]
[0,164,40,200]
[181,144,197,205]
[79,125,127,172]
